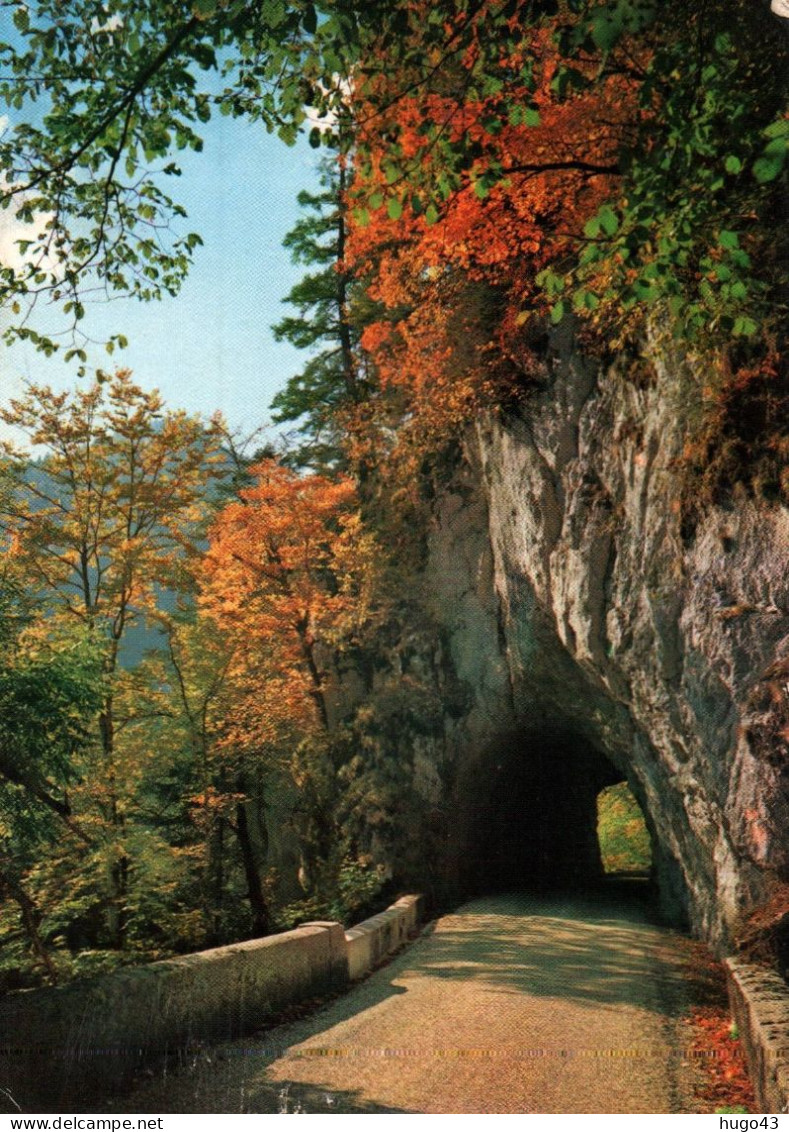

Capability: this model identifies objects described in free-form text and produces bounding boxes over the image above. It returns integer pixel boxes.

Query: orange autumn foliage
[688,1005,757,1113]
[344,1,641,483]
[199,460,382,750]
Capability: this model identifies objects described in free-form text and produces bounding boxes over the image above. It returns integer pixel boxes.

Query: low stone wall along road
[108,891,713,1114]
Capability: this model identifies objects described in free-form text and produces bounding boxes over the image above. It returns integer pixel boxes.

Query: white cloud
[90,13,123,33]
[0,120,47,274]
[0,212,31,273]
[0,112,55,274]
[0,166,58,282]
[0,201,53,273]
[303,76,353,134]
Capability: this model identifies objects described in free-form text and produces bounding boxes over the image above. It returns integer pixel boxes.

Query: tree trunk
[210,814,226,942]
[100,690,129,949]
[0,866,58,983]
[336,162,358,404]
[234,801,269,937]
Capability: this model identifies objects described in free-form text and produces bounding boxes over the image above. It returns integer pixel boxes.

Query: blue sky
[1,110,322,445]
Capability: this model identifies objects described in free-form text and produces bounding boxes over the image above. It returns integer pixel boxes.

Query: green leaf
[436,174,452,201]
[764,119,789,140]
[733,316,757,337]
[550,300,565,324]
[308,127,321,149]
[764,137,789,159]
[724,155,742,175]
[752,156,783,184]
[536,268,564,295]
[583,217,601,239]
[387,198,403,221]
[599,205,619,236]
[511,106,541,127]
[752,137,786,184]
[590,10,624,51]
[551,65,590,97]
[192,0,218,18]
[718,230,739,250]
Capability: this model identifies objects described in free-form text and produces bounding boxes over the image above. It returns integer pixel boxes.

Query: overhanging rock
[418,324,789,952]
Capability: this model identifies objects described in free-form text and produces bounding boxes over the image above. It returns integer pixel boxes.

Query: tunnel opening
[596,782,652,876]
[465,730,625,895]
[446,726,689,928]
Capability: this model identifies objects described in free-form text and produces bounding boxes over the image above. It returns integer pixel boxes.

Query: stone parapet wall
[726,958,789,1113]
[0,898,423,1111]
[345,895,423,980]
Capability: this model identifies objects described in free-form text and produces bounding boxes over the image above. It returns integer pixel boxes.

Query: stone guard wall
[726,959,789,1114]
[345,895,423,980]
[0,896,422,1111]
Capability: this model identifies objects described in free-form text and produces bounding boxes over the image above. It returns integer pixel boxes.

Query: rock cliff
[421,324,789,955]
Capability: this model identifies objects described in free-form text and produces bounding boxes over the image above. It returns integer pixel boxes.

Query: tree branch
[4,15,201,200]
[502,159,621,177]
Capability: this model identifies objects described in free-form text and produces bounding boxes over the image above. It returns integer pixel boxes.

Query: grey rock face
[422,327,789,951]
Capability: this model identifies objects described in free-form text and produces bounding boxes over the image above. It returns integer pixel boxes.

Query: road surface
[108,889,712,1114]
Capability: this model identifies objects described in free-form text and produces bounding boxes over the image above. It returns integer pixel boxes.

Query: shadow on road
[98,885,721,1114]
[217,1075,412,1115]
[400,890,692,1013]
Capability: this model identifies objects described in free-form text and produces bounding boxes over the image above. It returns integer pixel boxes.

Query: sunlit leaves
[584,204,619,239]
[0,0,783,398]
[0,0,359,353]
[0,370,231,970]
[270,156,375,473]
[351,0,786,351]
[200,461,383,746]
[0,369,225,635]
[345,5,637,476]
[508,105,540,128]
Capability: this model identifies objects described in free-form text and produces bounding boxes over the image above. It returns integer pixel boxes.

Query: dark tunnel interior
[452,730,640,895]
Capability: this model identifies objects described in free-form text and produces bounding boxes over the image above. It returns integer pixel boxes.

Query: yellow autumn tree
[201,459,381,744]
[0,369,225,952]
[199,459,386,917]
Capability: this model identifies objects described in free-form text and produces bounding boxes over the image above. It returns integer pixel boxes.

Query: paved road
[110,890,711,1114]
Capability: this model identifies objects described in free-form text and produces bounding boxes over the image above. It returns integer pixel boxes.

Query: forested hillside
[0,0,786,986]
